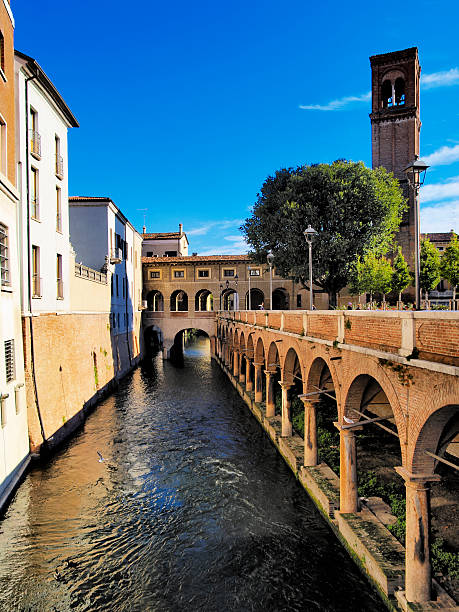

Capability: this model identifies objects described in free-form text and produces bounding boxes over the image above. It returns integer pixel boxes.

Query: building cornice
[2,0,14,28]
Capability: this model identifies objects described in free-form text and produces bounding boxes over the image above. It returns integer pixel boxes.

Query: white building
[69,197,143,371]
[15,51,79,315]
[142,224,189,258]
[0,7,29,509]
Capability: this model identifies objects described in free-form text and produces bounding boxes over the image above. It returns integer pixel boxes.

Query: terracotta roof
[69,196,113,202]
[421,232,456,242]
[143,232,182,240]
[142,254,250,264]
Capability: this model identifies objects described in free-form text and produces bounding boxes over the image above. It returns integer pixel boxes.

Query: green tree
[348,256,365,299]
[374,255,393,303]
[357,252,393,305]
[241,160,406,307]
[420,238,441,301]
[440,233,459,308]
[391,246,412,303]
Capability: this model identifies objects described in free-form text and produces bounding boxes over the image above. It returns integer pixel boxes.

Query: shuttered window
[4,339,15,382]
[0,223,9,285]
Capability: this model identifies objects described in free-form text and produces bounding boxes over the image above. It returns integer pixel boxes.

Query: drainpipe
[24,68,47,450]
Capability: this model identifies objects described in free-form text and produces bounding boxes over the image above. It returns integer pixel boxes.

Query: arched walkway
[222,288,238,311]
[245,288,264,310]
[272,288,289,310]
[170,290,188,312]
[195,289,213,312]
[147,289,164,311]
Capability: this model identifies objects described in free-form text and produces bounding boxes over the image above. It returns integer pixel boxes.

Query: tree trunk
[328,291,338,309]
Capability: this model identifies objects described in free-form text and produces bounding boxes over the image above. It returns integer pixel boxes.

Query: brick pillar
[395,467,440,603]
[264,370,276,417]
[299,395,318,466]
[233,350,239,377]
[279,381,293,437]
[245,357,253,391]
[335,423,359,513]
[253,362,264,402]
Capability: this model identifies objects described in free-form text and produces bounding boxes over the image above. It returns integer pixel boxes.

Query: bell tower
[369,47,421,264]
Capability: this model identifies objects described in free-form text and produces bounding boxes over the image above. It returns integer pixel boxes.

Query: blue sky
[13,0,459,254]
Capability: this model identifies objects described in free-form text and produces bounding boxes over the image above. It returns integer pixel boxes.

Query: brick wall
[283,313,303,335]
[307,314,337,341]
[22,313,140,452]
[415,319,459,366]
[344,316,402,353]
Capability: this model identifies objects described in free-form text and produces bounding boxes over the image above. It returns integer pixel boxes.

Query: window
[56,187,62,232]
[0,117,6,174]
[4,339,15,383]
[56,254,63,298]
[223,269,235,277]
[394,78,405,106]
[249,268,260,276]
[30,108,41,158]
[0,31,4,74]
[382,80,393,108]
[297,294,302,308]
[174,270,184,278]
[165,251,177,257]
[146,251,153,257]
[0,222,9,286]
[32,245,41,297]
[197,269,209,278]
[150,271,160,279]
[31,167,39,219]
[122,277,125,298]
[55,135,63,178]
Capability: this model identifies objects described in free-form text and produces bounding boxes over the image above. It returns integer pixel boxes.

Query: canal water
[0,337,386,612]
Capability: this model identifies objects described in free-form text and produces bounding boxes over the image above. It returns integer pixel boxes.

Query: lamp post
[247,266,252,310]
[219,283,223,311]
[267,250,274,310]
[404,155,430,310]
[234,274,239,310]
[303,225,317,311]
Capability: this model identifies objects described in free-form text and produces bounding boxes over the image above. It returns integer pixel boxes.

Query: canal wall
[22,312,142,454]
[215,356,457,612]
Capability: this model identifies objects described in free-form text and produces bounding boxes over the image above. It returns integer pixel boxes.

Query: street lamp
[303,225,317,311]
[247,266,252,310]
[219,283,223,311]
[404,155,430,310]
[267,250,274,310]
[234,274,239,310]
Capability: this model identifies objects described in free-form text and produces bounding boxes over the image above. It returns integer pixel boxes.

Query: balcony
[30,130,41,159]
[110,248,123,264]
[32,275,42,298]
[74,262,107,285]
[57,279,64,299]
[55,154,64,179]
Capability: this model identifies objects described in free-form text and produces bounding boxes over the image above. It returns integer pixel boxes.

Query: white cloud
[423,144,459,167]
[421,201,459,233]
[187,219,243,236]
[299,91,371,112]
[224,234,245,242]
[421,177,459,203]
[422,68,459,90]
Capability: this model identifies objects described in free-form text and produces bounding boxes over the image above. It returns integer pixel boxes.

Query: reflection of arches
[170,289,188,312]
[412,405,459,474]
[272,288,289,310]
[245,288,264,310]
[147,290,164,311]
[222,289,238,310]
[195,289,213,311]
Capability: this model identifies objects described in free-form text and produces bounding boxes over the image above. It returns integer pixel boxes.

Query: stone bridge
[143,310,216,357]
[216,309,459,609]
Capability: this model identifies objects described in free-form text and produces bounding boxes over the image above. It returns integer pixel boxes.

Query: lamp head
[404,155,430,187]
[267,250,274,266]
[303,224,317,244]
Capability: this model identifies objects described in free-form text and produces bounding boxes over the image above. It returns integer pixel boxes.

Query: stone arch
[246,333,255,360]
[272,288,289,310]
[222,288,238,310]
[146,289,164,312]
[305,356,339,418]
[170,289,188,312]
[267,341,280,370]
[411,404,459,474]
[245,288,264,310]
[195,288,213,312]
[255,336,265,365]
[282,346,303,386]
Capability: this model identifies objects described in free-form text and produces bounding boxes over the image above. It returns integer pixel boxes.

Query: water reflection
[0,337,385,611]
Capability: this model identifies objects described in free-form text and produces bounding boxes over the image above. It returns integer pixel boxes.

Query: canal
[0,337,386,611]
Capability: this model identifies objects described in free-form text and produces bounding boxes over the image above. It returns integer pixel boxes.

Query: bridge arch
[411,404,459,474]
[255,336,265,365]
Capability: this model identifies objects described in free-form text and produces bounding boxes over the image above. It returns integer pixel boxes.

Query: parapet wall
[23,312,141,452]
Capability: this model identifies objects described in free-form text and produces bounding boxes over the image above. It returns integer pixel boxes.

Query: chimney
[179,223,183,234]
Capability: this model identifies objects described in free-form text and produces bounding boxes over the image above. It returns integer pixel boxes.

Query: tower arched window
[381,80,392,108]
[395,77,405,106]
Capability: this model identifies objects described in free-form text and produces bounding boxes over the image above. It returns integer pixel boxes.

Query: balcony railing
[32,275,42,298]
[55,154,64,179]
[74,262,107,284]
[110,248,123,264]
[31,197,39,220]
[30,130,41,158]
[57,279,64,299]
